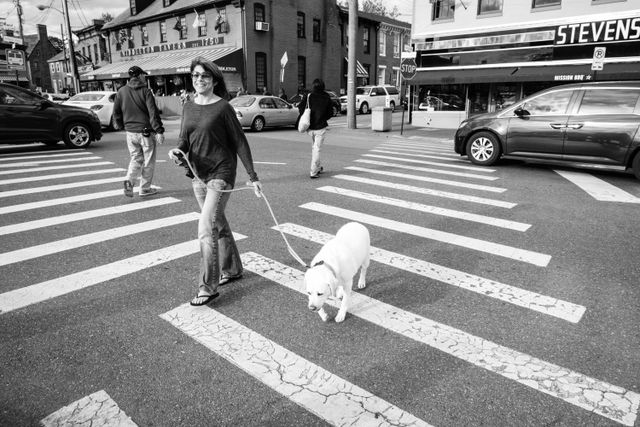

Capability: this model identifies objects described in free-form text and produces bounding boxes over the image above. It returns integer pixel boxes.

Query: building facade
[410,0,640,128]
[26,25,58,92]
[74,19,109,91]
[83,0,410,102]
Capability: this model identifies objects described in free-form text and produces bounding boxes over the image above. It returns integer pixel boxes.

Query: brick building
[26,25,58,92]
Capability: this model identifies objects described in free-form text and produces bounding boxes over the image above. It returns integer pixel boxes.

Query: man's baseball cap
[128,66,148,77]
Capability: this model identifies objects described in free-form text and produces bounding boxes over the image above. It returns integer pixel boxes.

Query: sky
[1,0,414,39]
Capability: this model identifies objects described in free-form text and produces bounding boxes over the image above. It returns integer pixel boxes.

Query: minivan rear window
[577,89,640,115]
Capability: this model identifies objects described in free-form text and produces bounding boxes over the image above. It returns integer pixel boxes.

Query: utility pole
[13,0,24,43]
[347,0,357,129]
[61,0,80,94]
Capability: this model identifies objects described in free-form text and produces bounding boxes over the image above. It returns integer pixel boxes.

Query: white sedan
[230,95,299,131]
[64,91,117,129]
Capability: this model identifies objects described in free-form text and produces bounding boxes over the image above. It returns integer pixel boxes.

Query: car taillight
[235,111,243,118]
[90,105,103,111]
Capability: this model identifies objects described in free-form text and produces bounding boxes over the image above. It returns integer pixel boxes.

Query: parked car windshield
[230,96,256,107]
[69,93,105,102]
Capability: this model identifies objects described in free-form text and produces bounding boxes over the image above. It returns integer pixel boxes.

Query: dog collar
[312,260,338,297]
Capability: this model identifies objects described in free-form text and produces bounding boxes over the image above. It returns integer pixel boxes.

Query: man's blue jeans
[192,178,243,296]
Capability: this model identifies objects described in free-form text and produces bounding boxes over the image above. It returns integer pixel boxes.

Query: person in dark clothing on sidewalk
[113,66,165,197]
[297,78,333,178]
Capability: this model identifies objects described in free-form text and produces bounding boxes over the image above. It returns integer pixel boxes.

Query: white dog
[304,222,370,323]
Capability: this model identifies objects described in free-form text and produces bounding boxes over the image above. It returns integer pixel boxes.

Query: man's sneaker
[123,180,133,197]
[310,173,319,179]
[139,188,158,197]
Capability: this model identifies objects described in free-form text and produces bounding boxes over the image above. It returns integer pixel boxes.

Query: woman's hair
[311,78,325,93]
[190,56,230,100]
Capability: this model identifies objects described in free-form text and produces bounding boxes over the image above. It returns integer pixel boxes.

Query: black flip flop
[219,274,243,286]
[189,292,220,306]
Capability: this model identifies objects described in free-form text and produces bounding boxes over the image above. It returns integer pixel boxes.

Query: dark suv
[0,83,102,149]
[454,81,640,179]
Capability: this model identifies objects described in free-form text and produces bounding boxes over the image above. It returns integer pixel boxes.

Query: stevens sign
[556,17,640,45]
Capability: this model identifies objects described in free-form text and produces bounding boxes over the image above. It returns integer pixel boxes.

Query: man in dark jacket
[113,66,165,197]
[297,78,333,178]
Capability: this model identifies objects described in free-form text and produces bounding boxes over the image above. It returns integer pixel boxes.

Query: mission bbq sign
[555,17,640,45]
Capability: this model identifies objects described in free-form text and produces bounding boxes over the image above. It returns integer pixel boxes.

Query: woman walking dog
[169,57,262,306]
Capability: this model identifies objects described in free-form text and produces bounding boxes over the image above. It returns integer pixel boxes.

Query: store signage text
[120,36,225,57]
[553,74,593,81]
[556,17,640,45]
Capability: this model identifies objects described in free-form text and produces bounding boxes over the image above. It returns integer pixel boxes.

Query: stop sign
[400,57,417,80]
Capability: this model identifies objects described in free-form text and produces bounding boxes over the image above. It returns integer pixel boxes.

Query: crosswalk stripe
[0,156,102,168]
[0,212,200,267]
[273,223,584,322]
[554,170,640,203]
[0,234,246,314]
[0,177,124,199]
[317,186,530,231]
[242,252,639,426]
[0,168,125,186]
[369,150,491,172]
[388,138,452,149]
[0,161,114,175]
[161,303,433,427]
[373,147,470,161]
[356,159,498,181]
[41,390,138,427]
[0,152,90,161]
[300,202,551,266]
[0,197,181,236]
[0,189,145,215]
[340,171,510,205]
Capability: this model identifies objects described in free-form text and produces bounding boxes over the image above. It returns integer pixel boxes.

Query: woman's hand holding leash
[251,180,263,198]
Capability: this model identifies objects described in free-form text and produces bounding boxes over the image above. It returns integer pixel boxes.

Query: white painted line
[0,234,246,314]
[0,161,114,175]
[368,150,491,172]
[254,161,287,165]
[274,223,584,322]
[41,390,138,427]
[0,168,125,186]
[318,186,530,231]
[300,202,551,266]
[0,212,200,267]
[0,151,89,161]
[0,177,124,199]
[242,252,639,426]
[554,170,640,203]
[0,143,45,153]
[0,156,102,168]
[0,197,181,236]
[337,173,513,206]
[373,146,467,160]
[161,303,432,427]
[356,158,498,181]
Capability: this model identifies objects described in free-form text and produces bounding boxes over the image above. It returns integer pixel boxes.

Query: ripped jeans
[192,178,243,296]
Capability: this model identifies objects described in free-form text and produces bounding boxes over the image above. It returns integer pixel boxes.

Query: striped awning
[0,73,29,82]
[344,57,369,78]
[81,46,241,81]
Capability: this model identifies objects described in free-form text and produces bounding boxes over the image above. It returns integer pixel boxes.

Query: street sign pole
[400,52,417,131]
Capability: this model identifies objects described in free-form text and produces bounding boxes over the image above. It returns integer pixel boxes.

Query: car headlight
[90,105,103,111]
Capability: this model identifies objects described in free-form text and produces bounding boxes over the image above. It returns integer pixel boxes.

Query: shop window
[393,33,400,58]
[377,66,386,85]
[313,19,321,42]
[532,0,561,7]
[160,21,167,43]
[179,16,187,39]
[140,24,148,46]
[298,56,306,91]
[363,26,370,54]
[255,52,267,92]
[215,9,228,34]
[197,13,207,37]
[379,31,386,57]
[418,85,465,112]
[297,12,305,38]
[254,3,265,23]
[478,0,503,14]
[432,0,455,20]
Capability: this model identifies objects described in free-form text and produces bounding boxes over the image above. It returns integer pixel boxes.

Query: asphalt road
[1,112,639,427]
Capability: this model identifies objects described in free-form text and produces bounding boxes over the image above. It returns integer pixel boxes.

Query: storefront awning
[344,57,369,78]
[81,46,242,81]
[0,73,29,82]
[410,61,640,85]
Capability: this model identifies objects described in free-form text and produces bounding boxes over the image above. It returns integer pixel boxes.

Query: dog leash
[170,148,308,268]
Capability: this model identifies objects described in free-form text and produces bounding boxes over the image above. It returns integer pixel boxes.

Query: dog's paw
[357,281,366,289]
[335,312,346,323]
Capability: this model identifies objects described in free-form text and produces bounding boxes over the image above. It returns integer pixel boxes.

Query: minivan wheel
[63,122,92,148]
[632,152,640,180]
[359,102,369,114]
[466,131,501,166]
[251,116,265,132]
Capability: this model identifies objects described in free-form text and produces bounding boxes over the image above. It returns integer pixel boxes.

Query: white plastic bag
[297,95,311,133]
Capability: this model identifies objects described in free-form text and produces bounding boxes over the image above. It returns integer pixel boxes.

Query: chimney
[37,24,48,41]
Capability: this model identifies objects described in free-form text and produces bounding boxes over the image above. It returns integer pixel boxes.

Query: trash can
[371,107,392,132]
